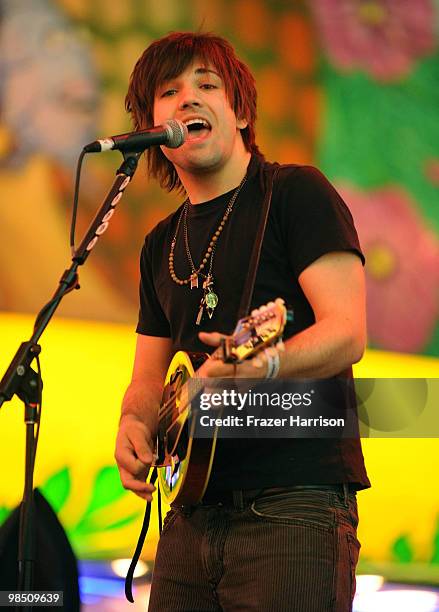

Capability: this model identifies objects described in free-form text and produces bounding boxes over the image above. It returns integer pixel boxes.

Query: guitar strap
[124,467,160,603]
[125,161,280,603]
[237,162,280,320]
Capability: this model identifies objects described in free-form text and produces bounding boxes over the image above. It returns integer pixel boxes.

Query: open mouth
[183,118,212,140]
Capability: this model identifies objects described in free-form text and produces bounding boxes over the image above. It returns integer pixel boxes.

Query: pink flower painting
[311,0,436,81]
[339,185,439,353]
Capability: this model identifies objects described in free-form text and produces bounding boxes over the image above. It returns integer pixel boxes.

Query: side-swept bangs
[125,32,259,192]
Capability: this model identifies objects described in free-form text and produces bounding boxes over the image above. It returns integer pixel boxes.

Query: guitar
[153,298,287,505]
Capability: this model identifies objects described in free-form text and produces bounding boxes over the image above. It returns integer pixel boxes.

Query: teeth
[184,118,210,128]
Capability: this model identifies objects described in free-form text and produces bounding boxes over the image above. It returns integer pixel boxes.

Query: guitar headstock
[223,298,288,363]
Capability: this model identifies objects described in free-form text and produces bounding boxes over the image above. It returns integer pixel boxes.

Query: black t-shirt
[137,154,371,491]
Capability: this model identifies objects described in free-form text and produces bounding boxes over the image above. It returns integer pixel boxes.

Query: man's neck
[178,150,251,204]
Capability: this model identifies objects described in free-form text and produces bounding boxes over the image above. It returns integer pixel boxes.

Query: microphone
[83,119,188,153]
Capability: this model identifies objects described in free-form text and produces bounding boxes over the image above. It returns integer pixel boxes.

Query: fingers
[125,423,154,465]
[198,331,224,347]
[115,417,156,499]
[197,330,283,380]
[251,355,265,369]
[118,466,156,501]
[196,359,236,379]
[197,357,266,379]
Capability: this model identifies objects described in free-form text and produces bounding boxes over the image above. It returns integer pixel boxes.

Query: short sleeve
[136,233,171,337]
[278,166,365,278]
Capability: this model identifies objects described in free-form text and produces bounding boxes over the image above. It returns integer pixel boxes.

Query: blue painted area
[78,560,117,579]
[79,576,125,598]
[80,594,102,606]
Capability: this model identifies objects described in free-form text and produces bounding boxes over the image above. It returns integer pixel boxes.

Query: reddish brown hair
[125,32,260,192]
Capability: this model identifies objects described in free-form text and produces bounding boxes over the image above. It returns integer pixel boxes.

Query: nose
[177,86,203,110]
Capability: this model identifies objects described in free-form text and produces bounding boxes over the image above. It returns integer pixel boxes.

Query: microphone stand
[0,151,140,610]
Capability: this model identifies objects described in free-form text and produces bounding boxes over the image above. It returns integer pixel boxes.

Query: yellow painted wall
[0,312,438,567]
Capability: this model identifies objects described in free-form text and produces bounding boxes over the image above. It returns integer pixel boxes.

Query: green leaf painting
[39,467,71,514]
[392,535,414,564]
[0,506,10,524]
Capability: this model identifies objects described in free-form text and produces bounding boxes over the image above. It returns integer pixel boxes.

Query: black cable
[31,353,42,472]
[33,149,86,331]
[30,148,87,447]
[33,276,78,333]
[70,148,87,257]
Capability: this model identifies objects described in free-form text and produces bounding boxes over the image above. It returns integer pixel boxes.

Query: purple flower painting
[340,184,439,352]
[311,0,436,80]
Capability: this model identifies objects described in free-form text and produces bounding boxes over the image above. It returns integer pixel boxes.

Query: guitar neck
[158,299,287,426]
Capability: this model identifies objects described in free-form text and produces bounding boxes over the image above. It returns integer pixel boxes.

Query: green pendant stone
[205,291,218,309]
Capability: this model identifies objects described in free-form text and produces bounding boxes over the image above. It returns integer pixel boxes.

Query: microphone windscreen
[165,119,188,148]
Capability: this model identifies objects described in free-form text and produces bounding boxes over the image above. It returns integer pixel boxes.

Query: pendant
[196,299,204,326]
[205,291,218,310]
[205,291,218,319]
[203,275,212,290]
[196,275,218,324]
[190,273,199,289]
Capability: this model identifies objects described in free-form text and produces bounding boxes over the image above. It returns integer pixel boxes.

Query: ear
[237,117,248,130]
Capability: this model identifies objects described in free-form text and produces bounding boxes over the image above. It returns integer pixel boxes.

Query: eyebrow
[156,67,222,95]
[194,67,221,78]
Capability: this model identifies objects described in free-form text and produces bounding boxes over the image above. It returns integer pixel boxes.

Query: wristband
[264,347,280,379]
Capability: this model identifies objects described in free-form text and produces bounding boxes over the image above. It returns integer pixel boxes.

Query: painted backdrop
[0,0,438,355]
[0,0,439,586]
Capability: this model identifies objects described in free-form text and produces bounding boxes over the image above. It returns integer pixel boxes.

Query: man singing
[115,31,370,611]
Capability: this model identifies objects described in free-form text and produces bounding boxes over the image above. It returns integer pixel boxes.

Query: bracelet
[264,347,280,379]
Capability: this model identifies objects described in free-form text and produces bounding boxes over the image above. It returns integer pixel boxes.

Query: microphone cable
[70,148,87,257]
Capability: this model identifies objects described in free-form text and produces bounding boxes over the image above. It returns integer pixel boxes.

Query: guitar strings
[156,322,278,423]
[157,325,253,422]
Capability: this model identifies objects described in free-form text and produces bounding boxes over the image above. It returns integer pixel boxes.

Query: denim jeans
[148,488,360,611]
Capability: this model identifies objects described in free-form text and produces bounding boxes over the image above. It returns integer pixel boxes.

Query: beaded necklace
[168,175,247,324]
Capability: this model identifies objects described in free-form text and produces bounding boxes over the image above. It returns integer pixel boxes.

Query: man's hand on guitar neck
[197,331,279,379]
